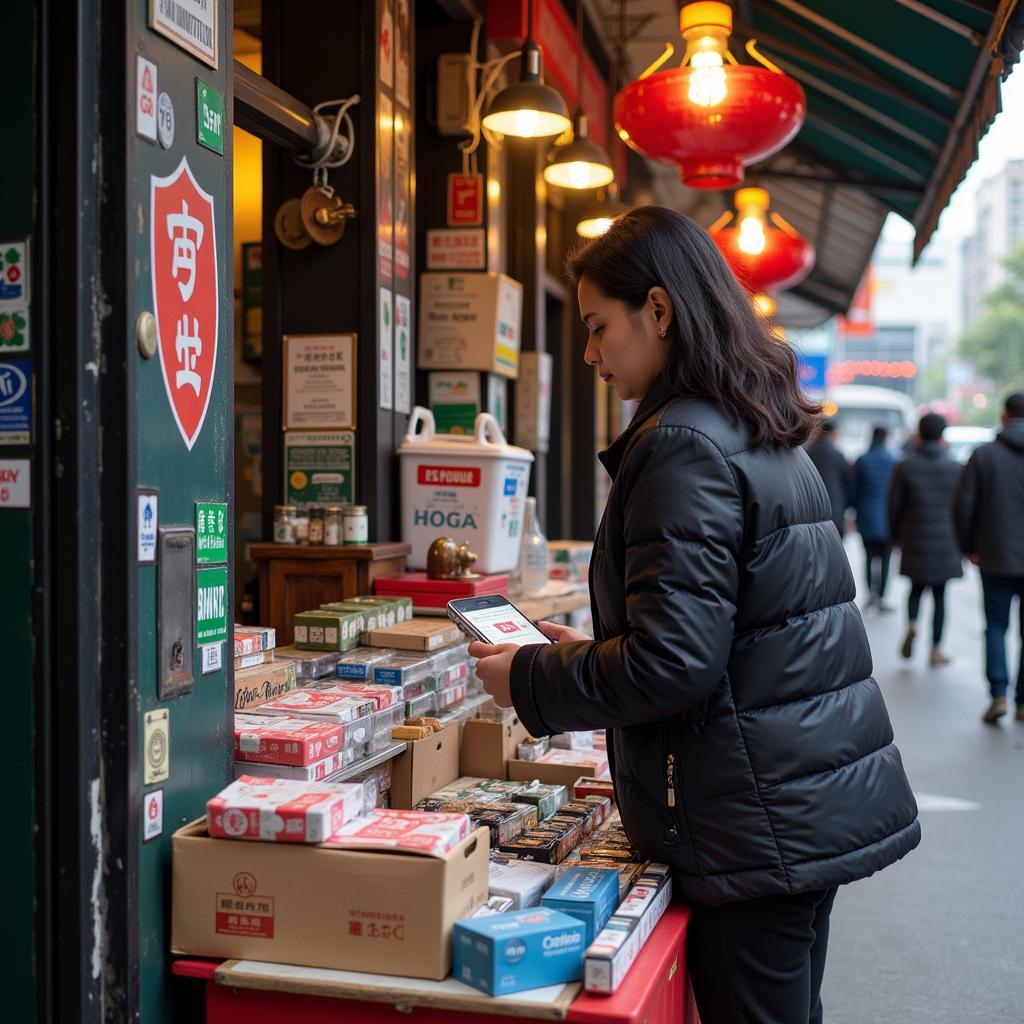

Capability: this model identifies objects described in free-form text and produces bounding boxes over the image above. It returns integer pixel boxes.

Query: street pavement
[822,540,1024,1023]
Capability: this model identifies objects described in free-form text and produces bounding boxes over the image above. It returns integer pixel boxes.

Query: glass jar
[308,506,325,545]
[273,504,297,544]
[324,506,343,546]
[344,505,369,545]
[293,505,310,544]
[518,497,549,594]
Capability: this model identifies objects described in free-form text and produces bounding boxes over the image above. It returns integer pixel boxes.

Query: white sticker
[0,459,30,509]
[143,788,164,842]
[394,294,412,415]
[137,491,158,562]
[157,92,175,149]
[379,287,393,410]
[136,56,158,142]
[202,642,223,674]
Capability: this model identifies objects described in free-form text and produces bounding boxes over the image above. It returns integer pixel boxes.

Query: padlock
[274,197,313,250]
[300,185,356,246]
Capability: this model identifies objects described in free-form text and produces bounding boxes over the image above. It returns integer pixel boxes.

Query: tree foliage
[959,244,1024,390]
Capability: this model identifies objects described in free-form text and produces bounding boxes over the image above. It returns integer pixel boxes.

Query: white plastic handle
[404,406,436,444]
[474,412,508,448]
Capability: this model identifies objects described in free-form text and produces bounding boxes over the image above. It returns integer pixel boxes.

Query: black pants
[862,540,892,598]
[688,887,838,1024]
[908,581,947,646]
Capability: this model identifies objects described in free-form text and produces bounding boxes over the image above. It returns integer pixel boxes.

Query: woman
[471,207,920,1024]
[889,412,962,666]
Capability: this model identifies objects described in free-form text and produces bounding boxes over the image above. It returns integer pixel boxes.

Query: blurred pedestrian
[850,426,899,611]
[889,413,962,666]
[806,418,850,538]
[953,393,1024,725]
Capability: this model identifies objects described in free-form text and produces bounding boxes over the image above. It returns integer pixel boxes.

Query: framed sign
[283,334,356,431]
[149,0,218,69]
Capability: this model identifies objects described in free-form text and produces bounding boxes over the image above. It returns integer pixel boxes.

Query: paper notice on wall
[379,287,393,411]
[394,294,412,415]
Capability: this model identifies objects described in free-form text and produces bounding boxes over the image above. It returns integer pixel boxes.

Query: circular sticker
[157,92,175,149]
[290,470,309,490]
[223,808,249,837]
[147,728,167,771]
[503,938,527,965]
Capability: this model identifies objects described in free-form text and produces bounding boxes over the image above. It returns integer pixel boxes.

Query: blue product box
[453,907,586,996]
[540,866,620,944]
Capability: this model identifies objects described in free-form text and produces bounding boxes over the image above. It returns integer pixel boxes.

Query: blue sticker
[0,358,31,443]
[503,477,517,496]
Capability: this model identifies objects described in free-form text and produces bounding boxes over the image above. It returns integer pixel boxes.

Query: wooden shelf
[250,542,411,562]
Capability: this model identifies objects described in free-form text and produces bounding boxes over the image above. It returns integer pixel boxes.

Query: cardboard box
[235,650,273,671]
[172,820,489,979]
[272,646,342,683]
[541,866,620,945]
[453,907,585,995]
[234,626,277,657]
[418,272,523,379]
[487,856,558,909]
[366,620,462,652]
[234,747,350,782]
[507,756,607,790]
[234,661,298,712]
[294,609,365,652]
[390,722,461,809]
[460,715,530,780]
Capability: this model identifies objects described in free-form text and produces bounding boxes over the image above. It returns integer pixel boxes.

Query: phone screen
[450,598,553,647]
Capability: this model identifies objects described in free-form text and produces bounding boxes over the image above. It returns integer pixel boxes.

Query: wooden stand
[250,543,411,645]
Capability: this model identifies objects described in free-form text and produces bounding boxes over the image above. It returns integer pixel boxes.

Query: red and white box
[233,626,276,657]
[234,713,346,767]
[206,776,366,843]
[254,687,377,724]
[234,747,350,782]
[328,808,472,857]
[329,681,403,710]
[539,749,609,776]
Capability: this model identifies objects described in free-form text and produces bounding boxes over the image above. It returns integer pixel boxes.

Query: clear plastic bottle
[518,497,549,594]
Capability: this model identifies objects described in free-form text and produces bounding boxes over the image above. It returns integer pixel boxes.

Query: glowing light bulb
[737,213,766,255]
[688,48,727,107]
[568,162,591,189]
[513,109,540,138]
[578,216,615,238]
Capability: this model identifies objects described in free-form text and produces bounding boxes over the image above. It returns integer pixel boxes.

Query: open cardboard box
[507,758,600,790]
[459,715,530,780]
[390,722,461,809]
[171,818,489,980]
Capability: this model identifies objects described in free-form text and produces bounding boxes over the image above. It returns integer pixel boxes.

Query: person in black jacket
[470,208,920,1024]
[953,393,1024,725]
[805,419,850,538]
[889,412,962,666]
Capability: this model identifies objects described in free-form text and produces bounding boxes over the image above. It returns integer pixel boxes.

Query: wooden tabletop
[250,542,412,562]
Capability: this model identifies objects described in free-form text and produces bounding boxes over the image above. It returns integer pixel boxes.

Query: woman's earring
[658,326,667,338]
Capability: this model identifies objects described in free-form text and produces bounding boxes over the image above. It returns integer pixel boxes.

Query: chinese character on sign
[151,157,219,451]
[167,200,205,301]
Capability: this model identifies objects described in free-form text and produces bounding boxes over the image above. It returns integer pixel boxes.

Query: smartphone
[447,595,554,648]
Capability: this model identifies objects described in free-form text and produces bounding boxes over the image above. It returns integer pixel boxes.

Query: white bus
[824,385,916,460]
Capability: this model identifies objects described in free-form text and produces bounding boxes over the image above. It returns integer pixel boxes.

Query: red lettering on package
[417,465,481,487]
[216,893,275,938]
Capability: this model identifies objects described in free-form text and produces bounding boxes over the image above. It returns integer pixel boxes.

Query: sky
[883,65,1024,246]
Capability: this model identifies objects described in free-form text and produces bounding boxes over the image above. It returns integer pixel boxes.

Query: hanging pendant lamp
[577,184,629,238]
[613,2,805,189]
[543,0,615,189]
[711,187,815,294]
[482,0,571,139]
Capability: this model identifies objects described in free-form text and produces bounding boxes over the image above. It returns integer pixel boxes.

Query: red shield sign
[151,157,219,450]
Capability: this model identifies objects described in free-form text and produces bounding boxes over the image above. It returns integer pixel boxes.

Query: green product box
[320,601,385,633]
[293,609,365,652]
[344,595,413,626]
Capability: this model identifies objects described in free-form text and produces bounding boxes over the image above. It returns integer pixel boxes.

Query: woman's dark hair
[566,206,821,447]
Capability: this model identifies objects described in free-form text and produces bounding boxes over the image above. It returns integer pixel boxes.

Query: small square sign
[143,709,170,786]
[0,241,29,305]
[0,459,30,509]
[195,500,228,564]
[201,642,223,675]
[447,173,483,226]
[0,358,31,444]
[197,566,229,645]
[196,79,225,154]
[136,55,158,142]
[143,788,164,842]
[137,490,159,563]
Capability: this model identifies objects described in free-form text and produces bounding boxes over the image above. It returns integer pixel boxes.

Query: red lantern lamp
[711,187,815,294]
[614,2,806,189]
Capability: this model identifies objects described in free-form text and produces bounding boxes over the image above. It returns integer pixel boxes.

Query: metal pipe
[891,0,984,43]
[233,59,319,153]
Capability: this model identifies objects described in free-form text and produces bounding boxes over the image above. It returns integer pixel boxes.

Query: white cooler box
[399,408,534,574]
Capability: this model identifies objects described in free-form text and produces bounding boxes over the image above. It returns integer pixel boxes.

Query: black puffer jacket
[510,381,920,906]
[953,420,1024,576]
[888,441,963,584]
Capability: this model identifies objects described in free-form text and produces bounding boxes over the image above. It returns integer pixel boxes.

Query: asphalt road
[821,541,1024,1024]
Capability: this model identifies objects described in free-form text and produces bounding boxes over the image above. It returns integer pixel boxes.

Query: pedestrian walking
[850,426,899,610]
[805,419,850,538]
[888,413,962,666]
[953,393,1024,725]
[469,207,920,1024]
